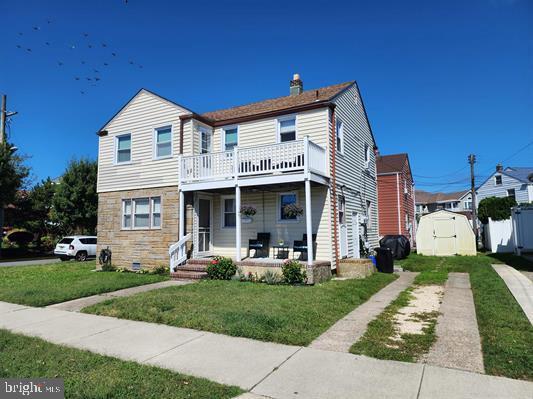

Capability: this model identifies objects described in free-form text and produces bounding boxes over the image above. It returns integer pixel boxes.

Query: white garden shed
[416,210,476,256]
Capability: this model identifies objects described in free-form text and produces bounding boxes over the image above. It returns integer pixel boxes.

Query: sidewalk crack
[416,364,426,399]
[141,333,207,363]
[250,347,303,392]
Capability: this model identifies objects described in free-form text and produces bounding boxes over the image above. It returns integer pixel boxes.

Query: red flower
[211,260,219,265]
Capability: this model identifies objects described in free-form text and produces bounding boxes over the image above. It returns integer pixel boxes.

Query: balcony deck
[179,138,328,191]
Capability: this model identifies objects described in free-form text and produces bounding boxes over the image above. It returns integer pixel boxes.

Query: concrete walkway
[0,301,531,398]
[47,280,192,312]
[309,272,418,352]
[492,264,533,324]
[426,273,484,373]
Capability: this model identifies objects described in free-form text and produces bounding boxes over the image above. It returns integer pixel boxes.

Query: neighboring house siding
[378,174,400,235]
[477,172,531,204]
[97,91,189,192]
[332,84,379,257]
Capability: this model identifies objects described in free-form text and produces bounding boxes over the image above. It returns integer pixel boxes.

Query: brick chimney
[496,163,503,172]
[290,74,303,96]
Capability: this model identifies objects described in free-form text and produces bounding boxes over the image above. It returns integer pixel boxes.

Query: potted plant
[282,203,304,219]
[240,205,256,223]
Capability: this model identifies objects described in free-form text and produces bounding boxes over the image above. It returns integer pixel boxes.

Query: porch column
[179,189,185,240]
[305,179,314,266]
[235,185,242,261]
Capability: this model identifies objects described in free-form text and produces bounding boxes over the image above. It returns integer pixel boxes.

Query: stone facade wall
[337,258,376,279]
[97,187,179,270]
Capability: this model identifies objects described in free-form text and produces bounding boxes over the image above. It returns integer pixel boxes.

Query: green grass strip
[0,329,242,399]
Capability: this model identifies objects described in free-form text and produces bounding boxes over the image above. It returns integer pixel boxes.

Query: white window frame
[121,196,162,230]
[277,115,297,143]
[366,200,372,227]
[278,191,300,223]
[153,126,173,160]
[151,197,162,228]
[222,125,239,152]
[221,195,236,229]
[115,133,132,165]
[338,194,346,225]
[494,175,502,185]
[336,119,344,154]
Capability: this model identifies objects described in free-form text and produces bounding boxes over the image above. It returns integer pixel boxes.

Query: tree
[0,142,30,207]
[477,196,517,224]
[12,178,57,247]
[52,159,98,235]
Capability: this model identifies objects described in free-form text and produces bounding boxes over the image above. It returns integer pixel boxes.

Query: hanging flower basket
[240,205,256,223]
[283,203,304,218]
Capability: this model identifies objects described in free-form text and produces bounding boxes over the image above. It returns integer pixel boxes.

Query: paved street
[0,258,60,267]
[1,300,531,398]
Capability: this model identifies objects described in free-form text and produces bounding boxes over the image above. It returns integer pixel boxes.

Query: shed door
[433,217,456,256]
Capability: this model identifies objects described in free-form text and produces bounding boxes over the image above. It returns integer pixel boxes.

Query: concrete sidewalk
[492,264,533,324]
[309,272,418,352]
[426,273,484,373]
[1,301,531,398]
[47,280,192,312]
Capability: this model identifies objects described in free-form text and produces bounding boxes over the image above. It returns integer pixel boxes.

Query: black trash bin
[374,247,394,273]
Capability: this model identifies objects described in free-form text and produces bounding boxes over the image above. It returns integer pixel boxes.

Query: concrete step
[186,258,213,266]
[180,264,208,272]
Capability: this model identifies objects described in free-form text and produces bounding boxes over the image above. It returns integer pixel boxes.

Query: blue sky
[2,0,531,192]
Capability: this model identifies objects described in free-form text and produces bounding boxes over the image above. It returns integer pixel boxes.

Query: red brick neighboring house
[376,153,415,244]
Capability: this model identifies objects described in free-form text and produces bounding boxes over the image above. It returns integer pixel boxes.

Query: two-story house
[476,164,533,205]
[96,75,378,278]
[376,154,415,244]
[415,189,472,220]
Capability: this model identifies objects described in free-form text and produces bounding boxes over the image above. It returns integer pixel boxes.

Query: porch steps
[170,259,210,280]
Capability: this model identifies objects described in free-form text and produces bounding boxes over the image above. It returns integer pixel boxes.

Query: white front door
[351,212,360,258]
[197,196,212,255]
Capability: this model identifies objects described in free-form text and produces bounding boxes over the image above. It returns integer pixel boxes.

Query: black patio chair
[248,233,271,258]
[293,234,317,261]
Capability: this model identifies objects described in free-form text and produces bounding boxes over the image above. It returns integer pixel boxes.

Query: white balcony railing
[179,137,327,184]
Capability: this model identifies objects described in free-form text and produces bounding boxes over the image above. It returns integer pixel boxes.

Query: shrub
[478,196,517,224]
[282,259,307,284]
[261,269,283,285]
[206,256,237,280]
[101,262,116,272]
[151,265,169,275]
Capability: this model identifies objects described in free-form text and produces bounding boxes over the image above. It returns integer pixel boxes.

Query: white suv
[54,236,97,262]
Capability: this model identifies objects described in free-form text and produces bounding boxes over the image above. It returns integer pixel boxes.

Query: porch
[170,138,331,271]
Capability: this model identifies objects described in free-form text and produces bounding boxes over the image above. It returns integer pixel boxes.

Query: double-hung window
[222,196,236,228]
[122,197,162,229]
[364,143,370,168]
[495,175,502,185]
[279,192,298,221]
[116,134,131,163]
[336,119,344,153]
[278,117,296,142]
[338,195,346,224]
[223,127,238,151]
[155,127,172,158]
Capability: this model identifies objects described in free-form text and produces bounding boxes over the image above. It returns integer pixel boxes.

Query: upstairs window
[223,127,238,151]
[494,175,502,185]
[507,189,516,201]
[364,143,370,168]
[278,117,296,142]
[200,128,212,154]
[464,201,472,210]
[155,127,172,159]
[336,119,344,153]
[116,134,131,163]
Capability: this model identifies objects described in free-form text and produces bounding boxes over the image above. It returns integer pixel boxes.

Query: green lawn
[84,273,397,346]
[0,329,242,399]
[0,261,168,307]
[397,253,533,381]
[350,270,444,362]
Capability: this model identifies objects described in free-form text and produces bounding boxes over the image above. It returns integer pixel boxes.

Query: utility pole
[468,154,479,247]
[1,94,6,144]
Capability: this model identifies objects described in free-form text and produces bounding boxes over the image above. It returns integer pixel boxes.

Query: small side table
[272,245,289,259]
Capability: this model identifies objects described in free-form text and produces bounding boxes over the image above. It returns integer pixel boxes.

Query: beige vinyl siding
[212,108,329,151]
[97,90,189,192]
[332,84,379,254]
[198,186,331,261]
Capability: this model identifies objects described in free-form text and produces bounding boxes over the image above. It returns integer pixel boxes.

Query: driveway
[0,258,60,267]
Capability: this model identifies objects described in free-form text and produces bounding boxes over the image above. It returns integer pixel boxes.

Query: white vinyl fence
[483,206,533,254]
